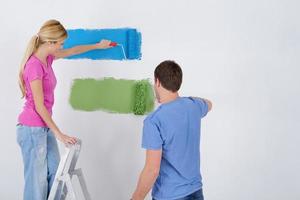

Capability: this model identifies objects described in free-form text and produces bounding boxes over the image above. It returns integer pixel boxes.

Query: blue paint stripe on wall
[63,28,142,60]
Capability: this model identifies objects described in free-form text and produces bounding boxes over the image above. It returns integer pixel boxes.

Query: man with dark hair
[131,60,212,200]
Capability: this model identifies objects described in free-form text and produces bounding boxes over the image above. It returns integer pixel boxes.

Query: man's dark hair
[154,60,183,92]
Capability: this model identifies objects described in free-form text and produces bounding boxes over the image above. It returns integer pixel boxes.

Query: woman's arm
[53,39,112,59]
[30,79,77,145]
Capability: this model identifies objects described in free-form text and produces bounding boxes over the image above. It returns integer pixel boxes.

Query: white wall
[0,0,299,199]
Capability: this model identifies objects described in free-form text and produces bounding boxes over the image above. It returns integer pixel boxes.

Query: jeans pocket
[31,128,48,162]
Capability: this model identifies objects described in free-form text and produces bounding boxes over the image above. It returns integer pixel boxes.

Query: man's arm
[201,98,212,112]
[194,97,212,112]
[131,149,162,200]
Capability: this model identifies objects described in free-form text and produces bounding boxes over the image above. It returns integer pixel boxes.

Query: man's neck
[160,92,179,104]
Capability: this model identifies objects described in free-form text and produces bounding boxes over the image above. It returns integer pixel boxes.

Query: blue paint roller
[109,29,141,60]
[109,42,127,59]
[125,29,141,60]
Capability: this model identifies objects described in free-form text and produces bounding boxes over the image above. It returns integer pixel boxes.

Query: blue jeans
[153,189,204,200]
[17,125,60,200]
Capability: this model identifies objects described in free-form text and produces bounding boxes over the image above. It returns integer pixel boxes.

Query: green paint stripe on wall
[69,78,155,115]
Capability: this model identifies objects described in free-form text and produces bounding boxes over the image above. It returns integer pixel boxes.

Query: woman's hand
[95,39,112,49]
[56,132,77,145]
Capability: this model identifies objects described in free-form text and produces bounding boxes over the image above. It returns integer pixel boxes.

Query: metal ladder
[48,139,91,200]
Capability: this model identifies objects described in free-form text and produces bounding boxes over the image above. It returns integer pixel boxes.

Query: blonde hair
[18,19,68,98]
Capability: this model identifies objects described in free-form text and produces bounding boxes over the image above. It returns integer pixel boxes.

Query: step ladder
[48,139,91,200]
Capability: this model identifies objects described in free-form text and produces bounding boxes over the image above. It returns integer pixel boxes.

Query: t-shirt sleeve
[26,62,44,82]
[192,97,209,118]
[142,119,163,150]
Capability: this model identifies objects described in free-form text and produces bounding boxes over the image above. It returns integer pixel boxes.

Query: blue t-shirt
[142,97,208,200]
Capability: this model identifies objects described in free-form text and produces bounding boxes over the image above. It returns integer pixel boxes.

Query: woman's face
[48,39,65,53]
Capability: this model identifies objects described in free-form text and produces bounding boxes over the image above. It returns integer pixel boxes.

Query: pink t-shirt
[18,54,57,127]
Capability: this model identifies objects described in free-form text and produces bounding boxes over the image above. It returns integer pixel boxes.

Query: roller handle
[109,42,118,47]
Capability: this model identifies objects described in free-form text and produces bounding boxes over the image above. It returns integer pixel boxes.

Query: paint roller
[109,29,141,60]
[133,80,153,115]
[109,42,127,59]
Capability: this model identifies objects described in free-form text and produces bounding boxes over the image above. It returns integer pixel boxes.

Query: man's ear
[155,78,160,87]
